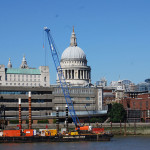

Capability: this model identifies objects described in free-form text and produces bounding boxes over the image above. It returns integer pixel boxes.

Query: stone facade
[53,86,103,112]
[0,86,53,118]
[0,57,50,87]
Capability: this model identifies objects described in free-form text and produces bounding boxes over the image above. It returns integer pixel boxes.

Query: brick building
[120,92,150,122]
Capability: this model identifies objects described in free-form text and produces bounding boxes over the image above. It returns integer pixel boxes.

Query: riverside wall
[5,122,150,135]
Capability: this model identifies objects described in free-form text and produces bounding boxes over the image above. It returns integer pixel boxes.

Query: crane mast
[44,27,80,127]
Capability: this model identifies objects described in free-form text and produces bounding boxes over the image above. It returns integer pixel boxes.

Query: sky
[0,0,150,85]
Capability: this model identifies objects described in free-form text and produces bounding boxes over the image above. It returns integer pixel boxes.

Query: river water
[0,136,150,150]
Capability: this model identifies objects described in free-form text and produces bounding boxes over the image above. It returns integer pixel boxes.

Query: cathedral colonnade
[63,69,91,80]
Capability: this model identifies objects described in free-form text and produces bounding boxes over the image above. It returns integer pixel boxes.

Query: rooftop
[5,68,41,75]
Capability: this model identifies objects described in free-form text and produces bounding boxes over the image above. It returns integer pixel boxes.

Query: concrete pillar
[72,70,74,79]
[86,70,88,79]
[83,70,85,79]
[22,120,26,124]
[67,70,69,79]
[80,70,82,79]
[70,70,72,79]
[65,70,67,79]
[48,119,53,124]
[33,120,38,124]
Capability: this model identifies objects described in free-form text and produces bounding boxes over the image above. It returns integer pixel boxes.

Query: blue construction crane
[44,27,80,127]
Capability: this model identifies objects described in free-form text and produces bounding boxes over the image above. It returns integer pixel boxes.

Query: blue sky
[0,0,150,85]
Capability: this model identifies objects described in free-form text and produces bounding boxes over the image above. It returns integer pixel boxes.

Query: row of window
[132,101,149,109]
[54,88,94,94]
[7,78,40,82]
[0,91,52,95]
[0,99,52,103]
[6,83,40,86]
[6,74,40,78]
[4,107,52,111]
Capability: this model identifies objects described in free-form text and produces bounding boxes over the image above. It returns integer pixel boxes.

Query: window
[86,104,90,106]
[44,77,46,82]
[146,101,149,109]
[0,76,1,81]
[5,75,7,80]
[86,97,90,100]
[133,102,135,109]
[71,97,74,101]
[140,102,142,109]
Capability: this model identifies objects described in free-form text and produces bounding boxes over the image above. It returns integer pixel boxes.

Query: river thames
[0,136,150,150]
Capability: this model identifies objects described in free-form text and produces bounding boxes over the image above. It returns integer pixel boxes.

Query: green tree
[108,103,126,123]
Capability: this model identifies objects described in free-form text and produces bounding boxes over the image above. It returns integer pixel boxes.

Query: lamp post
[56,106,59,133]
[65,105,68,132]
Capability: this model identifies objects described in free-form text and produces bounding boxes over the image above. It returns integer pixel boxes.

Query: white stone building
[57,27,91,86]
[0,56,50,87]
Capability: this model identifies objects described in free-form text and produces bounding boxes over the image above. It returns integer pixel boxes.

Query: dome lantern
[70,26,77,47]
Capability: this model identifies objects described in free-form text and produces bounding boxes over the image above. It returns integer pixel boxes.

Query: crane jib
[44,27,81,127]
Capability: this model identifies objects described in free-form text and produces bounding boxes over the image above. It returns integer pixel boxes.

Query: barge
[0,134,113,143]
[0,128,113,143]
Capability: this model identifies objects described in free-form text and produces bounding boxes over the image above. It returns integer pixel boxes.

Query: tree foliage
[108,103,126,123]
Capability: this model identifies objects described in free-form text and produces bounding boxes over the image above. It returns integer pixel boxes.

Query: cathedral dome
[61,46,86,60]
[61,27,86,61]
[57,27,91,86]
